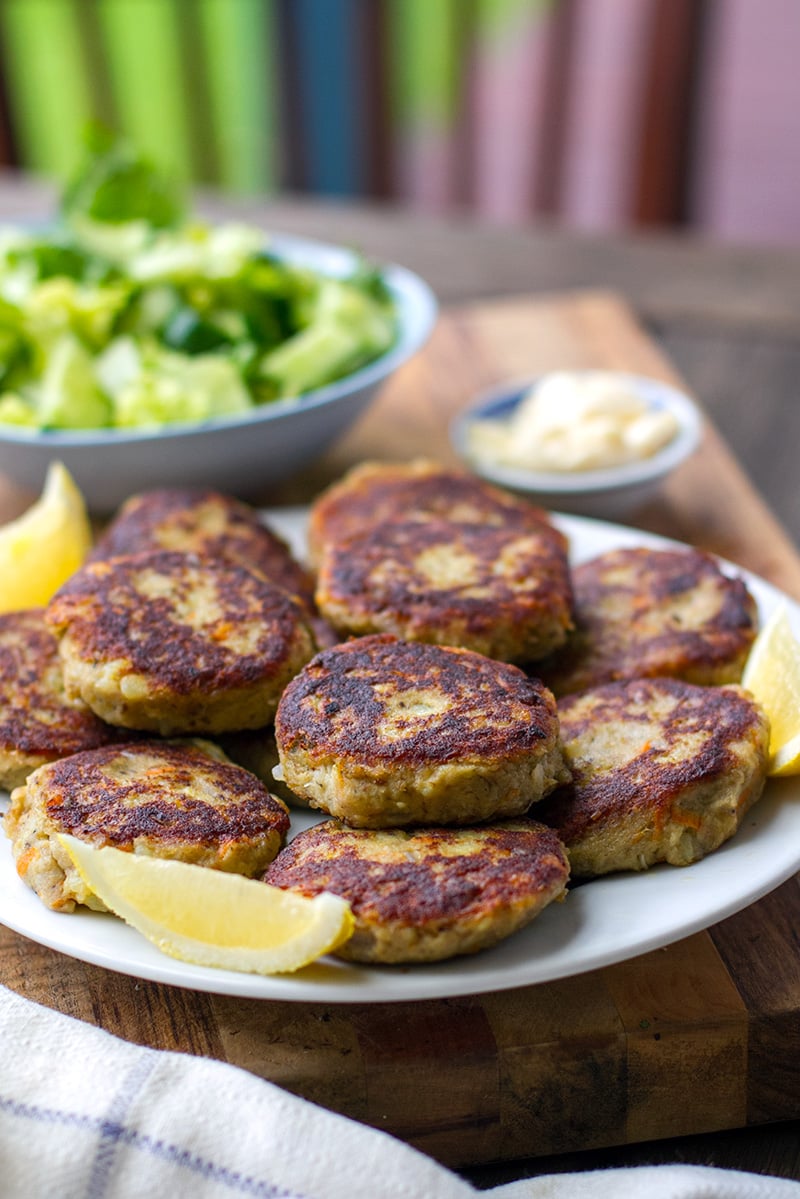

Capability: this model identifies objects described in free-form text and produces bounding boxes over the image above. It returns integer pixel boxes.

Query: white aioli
[469,371,679,472]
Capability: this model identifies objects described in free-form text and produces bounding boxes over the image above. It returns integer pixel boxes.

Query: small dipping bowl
[451,373,704,520]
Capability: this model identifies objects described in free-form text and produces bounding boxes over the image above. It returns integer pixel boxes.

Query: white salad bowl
[0,234,437,512]
[451,373,703,520]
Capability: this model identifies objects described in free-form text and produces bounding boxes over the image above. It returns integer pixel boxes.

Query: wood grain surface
[1,290,798,1174]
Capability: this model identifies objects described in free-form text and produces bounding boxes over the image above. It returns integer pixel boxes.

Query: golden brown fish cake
[536,677,769,878]
[275,634,570,828]
[46,550,316,735]
[307,458,558,566]
[538,547,758,697]
[0,609,124,789]
[91,487,314,604]
[4,739,290,911]
[315,517,573,662]
[263,818,569,963]
[90,487,337,648]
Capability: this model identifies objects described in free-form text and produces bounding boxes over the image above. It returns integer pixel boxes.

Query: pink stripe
[559,0,652,230]
[693,0,800,243]
[470,20,553,223]
[392,128,455,212]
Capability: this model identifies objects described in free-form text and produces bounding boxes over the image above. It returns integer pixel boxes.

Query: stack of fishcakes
[311,459,575,663]
[49,487,324,737]
[4,487,324,912]
[532,543,768,879]
[268,633,572,963]
[0,460,772,972]
[260,461,582,963]
[263,461,770,954]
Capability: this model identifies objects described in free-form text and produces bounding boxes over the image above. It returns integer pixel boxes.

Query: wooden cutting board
[2,291,799,1168]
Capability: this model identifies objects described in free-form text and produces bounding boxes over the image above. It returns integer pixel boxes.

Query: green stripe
[0,0,94,178]
[173,0,220,184]
[98,0,193,180]
[476,0,553,41]
[387,0,462,127]
[199,0,277,193]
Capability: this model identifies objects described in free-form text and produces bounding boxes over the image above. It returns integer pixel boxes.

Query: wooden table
[0,176,798,1187]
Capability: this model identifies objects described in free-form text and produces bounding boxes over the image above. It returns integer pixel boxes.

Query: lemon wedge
[741,603,800,776]
[57,834,354,974]
[0,461,92,612]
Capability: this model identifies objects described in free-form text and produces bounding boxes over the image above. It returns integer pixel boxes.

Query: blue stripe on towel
[0,1092,307,1198]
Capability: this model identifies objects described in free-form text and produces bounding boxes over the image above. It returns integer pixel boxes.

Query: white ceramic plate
[1,509,798,1004]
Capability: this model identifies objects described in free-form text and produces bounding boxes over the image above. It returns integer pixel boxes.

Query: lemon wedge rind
[770,731,800,778]
[57,834,354,975]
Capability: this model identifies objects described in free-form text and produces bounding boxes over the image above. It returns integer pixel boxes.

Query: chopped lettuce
[61,126,184,230]
[258,280,395,396]
[0,393,37,427]
[0,299,31,390]
[125,223,266,282]
[38,336,112,430]
[113,348,253,429]
[0,135,397,432]
[24,278,130,351]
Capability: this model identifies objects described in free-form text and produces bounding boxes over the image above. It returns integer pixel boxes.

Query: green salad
[0,133,397,432]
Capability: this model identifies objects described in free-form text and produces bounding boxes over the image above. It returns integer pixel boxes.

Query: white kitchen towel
[0,983,796,1199]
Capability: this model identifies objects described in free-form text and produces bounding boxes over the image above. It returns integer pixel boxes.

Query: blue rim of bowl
[451,374,704,495]
[0,232,438,446]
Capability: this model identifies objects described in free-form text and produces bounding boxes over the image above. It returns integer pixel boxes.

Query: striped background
[0,0,797,243]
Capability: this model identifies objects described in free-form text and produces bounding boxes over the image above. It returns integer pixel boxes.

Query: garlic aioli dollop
[468,371,680,473]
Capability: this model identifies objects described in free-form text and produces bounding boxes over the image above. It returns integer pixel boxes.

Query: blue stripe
[291,0,364,195]
[87,1056,156,1199]
[0,1092,307,1198]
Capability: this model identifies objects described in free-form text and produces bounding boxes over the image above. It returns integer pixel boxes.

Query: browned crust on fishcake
[307,459,559,565]
[91,487,316,606]
[5,740,290,911]
[275,634,569,826]
[277,634,560,766]
[0,609,123,787]
[46,550,315,734]
[537,677,769,877]
[538,547,758,697]
[264,818,569,962]
[315,518,573,662]
[26,740,288,844]
[48,551,306,692]
[90,487,338,648]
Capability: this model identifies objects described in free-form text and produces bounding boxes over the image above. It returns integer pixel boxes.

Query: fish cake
[91,486,337,647]
[275,634,570,828]
[307,458,558,566]
[46,550,316,735]
[536,677,769,878]
[315,517,573,662]
[538,547,758,697]
[0,609,123,789]
[263,818,569,963]
[4,739,290,911]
